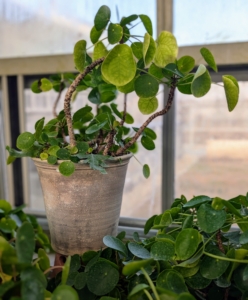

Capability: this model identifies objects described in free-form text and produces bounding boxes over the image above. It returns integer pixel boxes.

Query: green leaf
[102,44,136,86]
[200,248,229,279]
[175,229,200,260]
[16,132,35,150]
[62,256,71,285]
[90,26,103,44]
[122,259,154,276]
[59,161,75,176]
[120,14,138,26]
[74,272,87,290]
[223,75,239,112]
[56,149,70,160]
[197,203,226,233]
[117,77,135,93]
[70,254,81,272]
[110,103,122,119]
[121,112,134,124]
[108,23,123,44]
[144,214,157,234]
[85,120,108,134]
[177,56,195,73]
[163,63,184,78]
[240,230,248,244]
[0,200,12,214]
[200,47,218,72]
[87,261,119,296]
[88,87,101,104]
[141,136,155,150]
[103,235,128,257]
[139,14,153,36]
[143,164,150,179]
[128,242,151,259]
[47,145,60,156]
[143,33,156,67]
[16,222,35,264]
[73,107,92,122]
[157,270,188,294]
[150,241,175,261]
[186,271,211,289]
[131,42,143,59]
[38,248,50,272]
[183,195,212,208]
[138,97,158,115]
[94,5,111,31]
[74,40,87,73]
[177,74,194,95]
[34,117,45,140]
[40,78,53,92]
[134,75,159,98]
[31,80,41,93]
[77,141,89,153]
[177,293,196,300]
[0,218,16,233]
[128,283,149,298]
[148,63,164,79]
[144,127,157,140]
[221,199,243,218]
[191,64,211,97]
[154,31,178,68]
[51,285,79,300]
[93,41,108,61]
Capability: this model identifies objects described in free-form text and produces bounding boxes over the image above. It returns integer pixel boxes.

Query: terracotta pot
[33,154,132,255]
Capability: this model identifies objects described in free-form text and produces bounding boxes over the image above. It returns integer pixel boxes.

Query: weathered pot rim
[32,153,133,170]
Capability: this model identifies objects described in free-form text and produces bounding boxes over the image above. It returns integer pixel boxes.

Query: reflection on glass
[173,0,248,46]
[0,0,156,58]
[175,82,248,200]
[24,83,162,218]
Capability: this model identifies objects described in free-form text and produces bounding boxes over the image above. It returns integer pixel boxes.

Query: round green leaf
[56,149,70,160]
[40,78,53,92]
[38,248,50,272]
[73,107,92,123]
[90,26,103,44]
[131,42,143,59]
[174,264,199,278]
[93,41,108,61]
[77,141,89,153]
[87,261,119,296]
[139,14,153,36]
[144,127,157,140]
[0,200,12,213]
[150,241,175,261]
[135,75,159,98]
[0,218,16,233]
[223,75,239,112]
[177,74,194,95]
[175,229,200,260]
[66,271,78,286]
[40,152,48,160]
[121,112,134,124]
[197,203,226,233]
[143,164,150,179]
[234,264,248,292]
[16,222,35,264]
[200,248,230,279]
[148,63,164,79]
[103,235,128,257]
[154,31,178,68]
[31,80,41,93]
[74,40,86,73]
[51,285,79,300]
[88,87,101,104]
[143,33,156,67]
[138,97,158,115]
[157,270,188,294]
[59,161,75,176]
[122,259,154,276]
[94,5,111,31]
[47,155,57,165]
[177,293,196,300]
[177,56,195,73]
[102,44,136,86]
[128,242,151,259]
[108,23,123,44]
[141,136,155,150]
[74,272,87,290]
[191,64,211,97]
[16,132,35,150]
[47,145,60,156]
[186,271,211,289]
[128,283,150,298]
[200,47,218,72]
[117,77,135,94]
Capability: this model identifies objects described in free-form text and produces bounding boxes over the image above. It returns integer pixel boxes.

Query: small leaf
[56,149,70,160]
[150,241,175,260]
[157,270,188,294]
[93,41,108,61]
[70,254,81,272]
[183,195,212,208]
[59,161,75,176]
[34,117,45,140]
[191,64,211,97]
[62,256,71,285]
[0,200,12,213]
[117,77,135,94]
[200,47,218,72]
[74,272,87,290]
[177,56,195,73]
[31,80,41,93]
[16,222,35,264]
[148,63,164,79]
[138,97,158,114]
[144,214,157,234]
[16,132,35,150]
[177,74,194,95]
[186,271,211,289]
[40,78,53,92]
[128,242,151,259]
[110,103,122,119]
[94,5,111,31]
[139,14,153,36]
[121,112,134,124]
[223,75,239,112]
[144,127,157,140]
[103,235,128,257]
[74,40,86,73]
[51,285,79,300]
[143,164,150,179]
[141,136,155,150]
[120,14,138,26]
[85,120,108,134]
[240,230,248,244]
[131,42,143,59]
[122,259,154,276]
[47,145,60,156]
[90,26,103,44]
[134,75,159,98]
[128,283,150,298]
[38,248,50,272]
[143,33,156,68]
[108,23,123,44]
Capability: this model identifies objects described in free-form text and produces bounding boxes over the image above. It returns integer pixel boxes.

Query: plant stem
[53,81,64,118]
[103,129,116,155]
[43,266,64,275]
[64,57,105,147]
[203,251,248,263]
[144,289,154,300]
[120,93,127,126]
[141,267,160,300]
[116,78,177,156]
[216,230,225,253]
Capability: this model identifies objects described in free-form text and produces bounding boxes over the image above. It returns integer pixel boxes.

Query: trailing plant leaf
[143,164,150,179]
[223,75,239,111]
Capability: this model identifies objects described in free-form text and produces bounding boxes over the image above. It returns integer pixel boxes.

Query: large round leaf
[197,203,226,233]
[93,41,108,61]
[223,75,239,112]
[73,40,86,73]
[16,132,35,150]
[59,161,75,176]
[40,78,53,92]
[154,31,178,68]
[87,261,119,296]
[134,75,159,98]
[175,229,200,260]
[150,241,175,261]
[102,44,136,86]
[191,64,211,97]
[94,5,111,31]
[108,23,123,44]
[157,270,188,294]
[138,97,158,114]
[177,74,194,95]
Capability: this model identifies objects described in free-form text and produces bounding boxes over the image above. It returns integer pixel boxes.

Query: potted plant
[6,5,240,256]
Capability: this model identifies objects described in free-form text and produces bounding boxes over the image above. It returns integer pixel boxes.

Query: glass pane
[175,81,248,200]
[173,0,248,46]
[24,78,162,218]
[0,0,156,58]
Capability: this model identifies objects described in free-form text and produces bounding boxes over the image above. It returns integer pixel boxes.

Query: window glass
[173,0,248,46]
[0,0,156,58]
[24,78,163,219]
[175,81,248,200]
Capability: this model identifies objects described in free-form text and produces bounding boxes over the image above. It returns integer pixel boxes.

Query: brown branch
[224,287,230,300]
[53,82,64,118]
[64,57,105,147]
[103,129,116,155]
[120,93,127,126]
[216,230,225,253]
[115,78,177,156]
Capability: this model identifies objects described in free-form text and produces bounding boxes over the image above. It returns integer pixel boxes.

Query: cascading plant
[6,5,240,177]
